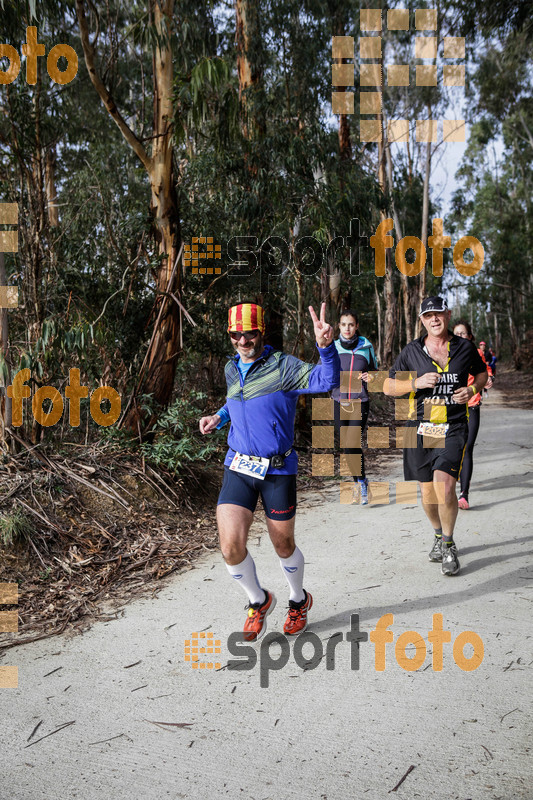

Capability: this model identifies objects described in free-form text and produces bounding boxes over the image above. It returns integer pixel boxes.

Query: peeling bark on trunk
[385,142,412,345]
[332,9,352,166]
[235,0,264,141]
[494,314,502,357]
[0,252,12,446]
[143,0,180,427]
[294,262,307,436]
[378,113,396,365]
[330,8,350,320]
[5,82,44,443]
[76,0,181,433]
[374,279,382,364]
[29,66,46,444]
[45,148,59,228]
[417,133,432,336]
[509,302,522,369]
[382,247,397,366]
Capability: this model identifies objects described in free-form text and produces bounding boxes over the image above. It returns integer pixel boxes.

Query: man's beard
[232,334,263,359]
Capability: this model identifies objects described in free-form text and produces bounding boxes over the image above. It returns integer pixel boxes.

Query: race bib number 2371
[229,452,270,480]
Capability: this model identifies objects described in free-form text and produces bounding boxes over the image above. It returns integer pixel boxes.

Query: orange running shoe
[243,590,276,642]
[283,590,313,636]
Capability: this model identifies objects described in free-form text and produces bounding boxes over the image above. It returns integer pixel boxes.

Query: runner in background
[453,321,493,510]
[488,347,497,377]
[384,297,488,576]
[478,341,490,398]
[331,309,377,505]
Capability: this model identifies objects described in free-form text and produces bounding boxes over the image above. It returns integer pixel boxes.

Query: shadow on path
[310,536,533,635]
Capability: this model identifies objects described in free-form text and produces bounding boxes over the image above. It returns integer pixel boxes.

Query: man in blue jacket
[200,302,340,641]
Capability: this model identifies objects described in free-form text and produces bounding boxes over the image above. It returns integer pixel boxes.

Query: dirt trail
[2,388,532,800]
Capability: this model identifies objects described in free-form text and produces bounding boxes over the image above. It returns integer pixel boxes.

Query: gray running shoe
[428,536,443,562]
[441,543,460,575]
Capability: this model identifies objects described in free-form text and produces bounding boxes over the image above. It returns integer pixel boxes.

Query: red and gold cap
[227,303,265,334]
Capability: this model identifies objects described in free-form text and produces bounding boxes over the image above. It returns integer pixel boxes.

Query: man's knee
[217,504,252,563]
[421,477,455,504]
[266,518,296,558]
[433,473,456,504]
[420,481,437,505]
[274,537,295,559]
[220,541,247,564]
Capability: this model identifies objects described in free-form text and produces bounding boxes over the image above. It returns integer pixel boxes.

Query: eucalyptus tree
[76,0,184,431]
[449,27,533,366]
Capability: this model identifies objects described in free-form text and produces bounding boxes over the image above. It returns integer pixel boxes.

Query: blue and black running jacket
[331,336,377,404]
[215,343,340,475]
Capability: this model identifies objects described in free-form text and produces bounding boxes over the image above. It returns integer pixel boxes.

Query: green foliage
[98,423,138,452]
[0,508,33,548]
[175,56,238,145]
[38,567,52,581]
[448,22,533,364]
[139,392,220,473]
[1,0,530,449]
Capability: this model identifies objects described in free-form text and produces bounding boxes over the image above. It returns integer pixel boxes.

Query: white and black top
[389,333,487,424]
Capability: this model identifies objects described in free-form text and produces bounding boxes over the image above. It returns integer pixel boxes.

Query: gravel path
[2,389,532,800]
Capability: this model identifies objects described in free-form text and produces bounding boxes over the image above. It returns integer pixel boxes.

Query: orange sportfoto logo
[0,27,78,86]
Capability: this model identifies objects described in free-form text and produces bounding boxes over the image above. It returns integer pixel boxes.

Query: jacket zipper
[273,420,281,451]
[348,352,355,399]
[236,354,265,456]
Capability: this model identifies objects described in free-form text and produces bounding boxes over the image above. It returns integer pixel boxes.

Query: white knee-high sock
[225,551,266,605]
[279,546,305,603]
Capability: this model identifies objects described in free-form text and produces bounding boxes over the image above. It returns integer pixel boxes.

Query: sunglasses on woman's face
[229,329,260,341]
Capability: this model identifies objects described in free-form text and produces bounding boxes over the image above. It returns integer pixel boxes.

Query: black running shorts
[402,422,468,482]
[217,466,297,520]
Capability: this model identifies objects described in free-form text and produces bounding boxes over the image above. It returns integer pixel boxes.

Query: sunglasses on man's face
[229,329,260,342]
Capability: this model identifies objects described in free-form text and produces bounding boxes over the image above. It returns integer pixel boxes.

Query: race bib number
[417,422,449,438]
[230,452,270,480]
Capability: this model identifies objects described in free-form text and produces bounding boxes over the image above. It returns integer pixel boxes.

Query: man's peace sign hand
[309,303,334,348]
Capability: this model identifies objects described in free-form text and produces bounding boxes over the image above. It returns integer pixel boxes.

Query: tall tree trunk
[417,127,432,336]
[494,313,500,357]
[385,142,412,345]
[378,106,396,365]
[29,63,46,443]
[235,0,265,141]
[330,6,350,322]
[374,279,382,364]
[509,301,521,369]
[28,64,45,346]
[332,5,352,166]
[382,246,397,366]
[6,73,45,443]
[77,0,181,433]
[259,291,284,351]
[143,0,180,423]
[0,252,12,447]
[45,148,59,228]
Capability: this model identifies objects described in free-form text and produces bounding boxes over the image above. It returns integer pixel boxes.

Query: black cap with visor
[419,296,448,317]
